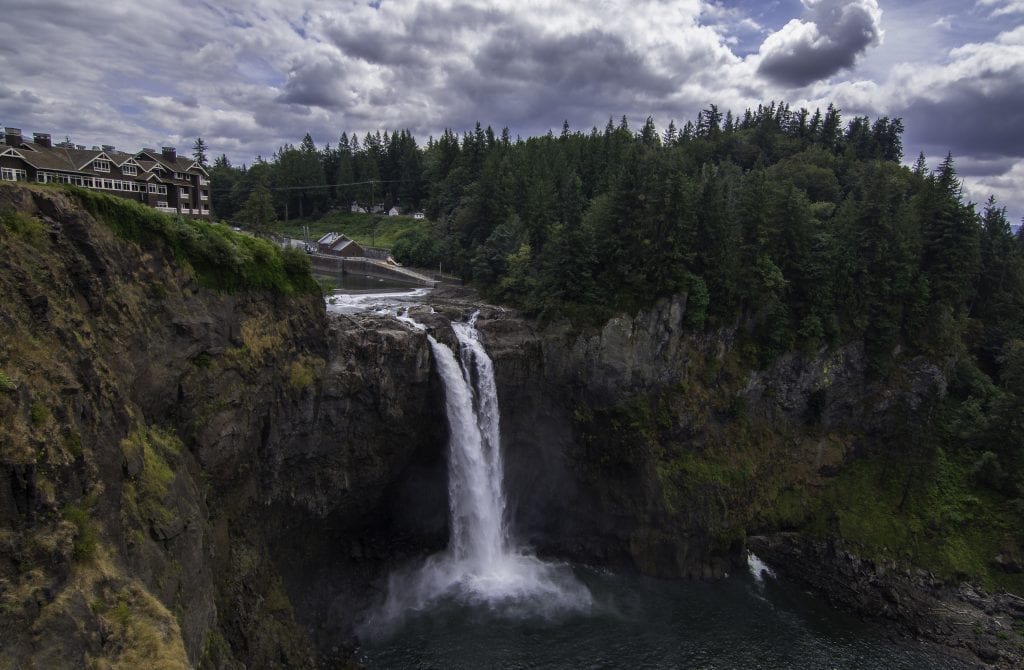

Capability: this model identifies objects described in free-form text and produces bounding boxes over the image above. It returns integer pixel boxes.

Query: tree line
[206,100,1024,503]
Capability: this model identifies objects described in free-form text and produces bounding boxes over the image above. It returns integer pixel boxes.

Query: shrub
[30,401,48,427]
[0,208,47,247]
[64,504,98,561]
[288,358,323,390]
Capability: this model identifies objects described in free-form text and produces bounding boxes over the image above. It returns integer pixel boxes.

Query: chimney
[32,133,51,148]
[161,146,176,161]
[101,144,114,152]
[4,127,22,146]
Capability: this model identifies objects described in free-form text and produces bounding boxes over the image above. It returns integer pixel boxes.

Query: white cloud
[977,0,1024,17]
[962,161,1024,217]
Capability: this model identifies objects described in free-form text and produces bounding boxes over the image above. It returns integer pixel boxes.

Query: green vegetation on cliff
[71,187,319,294]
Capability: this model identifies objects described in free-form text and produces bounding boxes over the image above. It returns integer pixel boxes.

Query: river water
[357,562,967,669]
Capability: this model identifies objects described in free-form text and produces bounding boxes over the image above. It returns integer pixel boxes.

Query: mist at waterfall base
[357,313,965,669]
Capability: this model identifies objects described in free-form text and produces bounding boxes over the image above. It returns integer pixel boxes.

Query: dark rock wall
[0,185,446,668]
[476,295,946,580]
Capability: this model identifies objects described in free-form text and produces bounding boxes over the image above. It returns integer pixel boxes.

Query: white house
[413,211,425,220]
[388,206,400,216]
[350,201,365,213]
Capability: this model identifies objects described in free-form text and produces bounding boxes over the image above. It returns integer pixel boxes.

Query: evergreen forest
[207,103,1024,533]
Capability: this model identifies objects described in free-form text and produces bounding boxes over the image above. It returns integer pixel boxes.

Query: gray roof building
[0,127,211,218]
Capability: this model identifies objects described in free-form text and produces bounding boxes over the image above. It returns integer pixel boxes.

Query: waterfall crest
[371,312,591,627]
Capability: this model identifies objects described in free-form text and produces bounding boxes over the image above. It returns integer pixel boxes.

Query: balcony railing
[155,206,176,214]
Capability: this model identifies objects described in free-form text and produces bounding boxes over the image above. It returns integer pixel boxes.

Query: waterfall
[432,319,507,569]
[370,312,592,628]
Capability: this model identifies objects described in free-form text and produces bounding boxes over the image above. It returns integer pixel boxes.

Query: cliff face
[476,295,945,579]
[0,185,446,668]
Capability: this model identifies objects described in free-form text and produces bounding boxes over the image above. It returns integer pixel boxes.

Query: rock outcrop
[750,533,1024,669]
[0,185,446,668]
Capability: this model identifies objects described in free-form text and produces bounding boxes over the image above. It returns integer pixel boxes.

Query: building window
[122,164,137,176]
[93,159,110,172]
[148,184,167,195]
[180,188,188,198]
[156,201,168,208]
[2,168,26,181]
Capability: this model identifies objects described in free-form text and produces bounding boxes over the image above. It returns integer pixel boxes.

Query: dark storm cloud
[901,83,1024,160]
[275,2,706,138]
[757,0,882,87]
[459,25,679,128]
[321,1,494,68]
[278,52,349,107]
[888,27,1024,161]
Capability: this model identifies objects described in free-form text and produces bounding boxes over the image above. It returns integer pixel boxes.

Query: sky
[1,0,1022,220]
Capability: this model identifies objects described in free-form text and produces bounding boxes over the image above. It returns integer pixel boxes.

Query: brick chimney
[33,133,51,148]
[4,127,22,146]
[161,146,177,161]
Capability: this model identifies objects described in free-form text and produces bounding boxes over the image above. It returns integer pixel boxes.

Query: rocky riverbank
[750,533,1024,669]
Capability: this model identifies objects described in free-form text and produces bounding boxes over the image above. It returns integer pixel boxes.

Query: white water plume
[369,312,592,630]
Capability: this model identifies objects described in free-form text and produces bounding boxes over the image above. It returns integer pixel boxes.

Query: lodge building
[0,127,211,218]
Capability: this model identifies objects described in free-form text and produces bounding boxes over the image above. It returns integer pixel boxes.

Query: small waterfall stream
[370,311,591,627]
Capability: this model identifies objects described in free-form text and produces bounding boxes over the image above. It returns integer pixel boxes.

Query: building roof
[317,232,346,246]
[1,139,207,184]
[316,232,364,254]
[331,239,361,253]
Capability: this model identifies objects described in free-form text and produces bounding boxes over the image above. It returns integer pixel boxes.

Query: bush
[64,504,98,561]
[0,208,47,247]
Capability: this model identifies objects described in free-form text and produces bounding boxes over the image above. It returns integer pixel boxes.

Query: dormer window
[93,159,110,172]
[122,164,137,176]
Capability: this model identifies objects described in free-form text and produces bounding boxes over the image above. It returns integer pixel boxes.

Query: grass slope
[70,186,319,294]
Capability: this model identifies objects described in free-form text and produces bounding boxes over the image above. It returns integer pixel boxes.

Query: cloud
[977,0,1024,17]
[962,161,1024,215]
[885,26,1024,159]
[756,0,883,87]
[0,0,1020,222]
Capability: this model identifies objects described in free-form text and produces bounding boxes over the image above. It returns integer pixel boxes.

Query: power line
[209,177,428,194]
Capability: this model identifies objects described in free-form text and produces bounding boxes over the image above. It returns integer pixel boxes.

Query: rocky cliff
[0,185,446,668]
